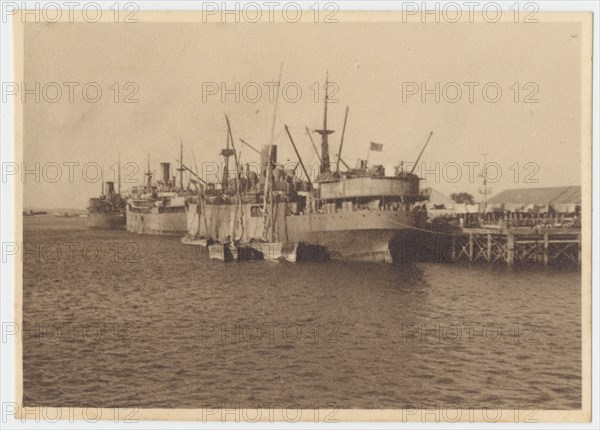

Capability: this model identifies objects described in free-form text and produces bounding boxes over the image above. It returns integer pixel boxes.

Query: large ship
[185,76,430,262]
[87,180,126,229]
[126,148,190,235]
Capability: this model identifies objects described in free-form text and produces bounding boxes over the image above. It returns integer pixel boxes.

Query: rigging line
[385,217,453,235]
[284,199,289,242]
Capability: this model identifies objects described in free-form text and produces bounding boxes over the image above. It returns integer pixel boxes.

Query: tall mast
[225,115,240,197]
[262,63,283,242]
[268,63,284,150]
[315,71,334,175]
[145,153,152,190]
[117,154,121,195]
[221,127,231,192]
[179,140,184,190]
[226,114,244,239]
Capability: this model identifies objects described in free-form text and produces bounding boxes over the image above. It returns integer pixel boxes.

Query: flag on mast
[370,142,383,152]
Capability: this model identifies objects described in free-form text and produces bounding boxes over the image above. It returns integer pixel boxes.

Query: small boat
[249,241,283,261]
[236,243,264,261]
[282,242,331,263]
[208,241,238,262]
[181,234,210,247]
[209,241,265,262]
[282,242,299,262]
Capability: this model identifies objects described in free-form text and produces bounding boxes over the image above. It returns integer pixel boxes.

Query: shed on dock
[478,186,581,229]
[487,186,581,213]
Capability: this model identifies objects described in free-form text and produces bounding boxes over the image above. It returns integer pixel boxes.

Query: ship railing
[315,199,419,214]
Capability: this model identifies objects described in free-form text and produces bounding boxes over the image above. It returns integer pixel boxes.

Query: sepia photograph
[0,1,596,426]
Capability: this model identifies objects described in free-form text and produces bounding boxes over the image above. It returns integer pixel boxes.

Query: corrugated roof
[487,186,581,205]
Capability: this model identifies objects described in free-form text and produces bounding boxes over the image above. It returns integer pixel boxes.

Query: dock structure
[450,228,581,266]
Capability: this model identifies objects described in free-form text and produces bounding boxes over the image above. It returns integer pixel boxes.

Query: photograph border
[3,4,596,425]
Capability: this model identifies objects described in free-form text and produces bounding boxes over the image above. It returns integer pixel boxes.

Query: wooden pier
[449,228,581,266]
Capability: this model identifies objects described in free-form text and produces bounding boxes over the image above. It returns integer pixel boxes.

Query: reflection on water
[22,217,581,409]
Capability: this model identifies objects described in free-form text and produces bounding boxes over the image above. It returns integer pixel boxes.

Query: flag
[190,178,198,185]
[370,142,383,152]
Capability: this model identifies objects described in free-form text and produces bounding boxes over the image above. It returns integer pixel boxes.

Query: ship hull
[87,211,126,230]
[187,202,426,263]
[127,207,187,235]
[285,228,400,262]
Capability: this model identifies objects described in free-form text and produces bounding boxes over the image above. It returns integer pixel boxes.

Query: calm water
[22,217,581,409]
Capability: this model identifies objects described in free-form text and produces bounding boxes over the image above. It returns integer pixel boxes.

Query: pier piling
[507,234,514,266]
[446,229,579,266]
[468,233,474,262]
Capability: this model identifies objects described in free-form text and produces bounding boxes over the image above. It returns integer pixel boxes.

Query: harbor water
[22,217,581,410]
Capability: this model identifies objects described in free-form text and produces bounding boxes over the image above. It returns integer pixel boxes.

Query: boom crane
[409,131,434,175]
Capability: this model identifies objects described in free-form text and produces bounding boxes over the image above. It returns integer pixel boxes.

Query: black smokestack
[105,181,115,196]
[260,145,277,177]
[160,163,171,184]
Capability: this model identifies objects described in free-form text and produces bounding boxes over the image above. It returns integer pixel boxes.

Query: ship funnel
[105,181,115,196]
[260,145,277,172]
[160,162,171,183]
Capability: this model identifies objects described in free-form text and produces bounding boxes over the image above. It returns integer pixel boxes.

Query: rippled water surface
[22,217,581,409]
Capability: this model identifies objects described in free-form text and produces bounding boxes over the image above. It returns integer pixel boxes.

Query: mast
[117,154,121,195]
[226,117,240,196]
[191,147,210,237]
[221,128,232,193]
[262,63,283,242]
[314,71,334,175]
[145,153,152,190]
[268,63,284,150]
[179,140,184,190]
[226,114,244,240]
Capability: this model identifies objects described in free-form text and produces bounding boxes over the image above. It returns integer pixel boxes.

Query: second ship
[126,147,191,235]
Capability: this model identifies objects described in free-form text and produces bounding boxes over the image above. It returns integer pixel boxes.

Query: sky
[21,16,586,209]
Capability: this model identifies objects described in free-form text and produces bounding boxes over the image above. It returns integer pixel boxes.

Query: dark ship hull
[187,200,427,262]
[126,158,191,235]
[87,211,126,230]
[126,205,187,235]
[87,181,126,230]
